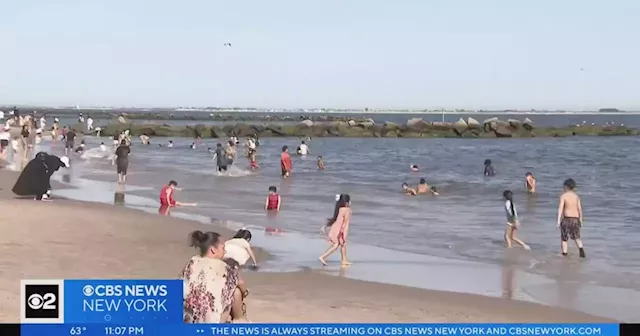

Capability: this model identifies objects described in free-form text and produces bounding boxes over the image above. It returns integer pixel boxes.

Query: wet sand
[0,169,615,322]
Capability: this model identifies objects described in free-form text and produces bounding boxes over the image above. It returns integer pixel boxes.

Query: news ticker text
[0,323,636,336]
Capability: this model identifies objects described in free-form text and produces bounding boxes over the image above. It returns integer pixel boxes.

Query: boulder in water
[467,117,481,130]
[507,119,522,129]
[299,119,314,127]
[117,116,127,124]
[347,120,357,127]
[522,118,535,131]
[494,124,513,137]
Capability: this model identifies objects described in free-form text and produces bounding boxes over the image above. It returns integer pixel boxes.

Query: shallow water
[14,133,640,321]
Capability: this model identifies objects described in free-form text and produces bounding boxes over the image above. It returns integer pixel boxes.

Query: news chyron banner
[20,279,182,324]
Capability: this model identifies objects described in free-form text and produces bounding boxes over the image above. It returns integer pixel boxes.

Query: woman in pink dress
[319,194,352,266]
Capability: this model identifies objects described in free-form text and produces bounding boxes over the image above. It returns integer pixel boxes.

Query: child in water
[410,164,419,172]
[248,149,259,170]
[402,183,418,196]
[264,186,281,211]
[503,190,530,250]
[317,156,325,170]
[525,172,536,193]
[484,159,495,176]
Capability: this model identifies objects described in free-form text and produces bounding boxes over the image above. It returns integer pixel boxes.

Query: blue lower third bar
[21,323,621,336]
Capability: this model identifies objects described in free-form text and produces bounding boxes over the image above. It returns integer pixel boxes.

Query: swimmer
[503,190,530,250]
[484,159,495,176]
[207,147,212,153]
[402,183,417,196]
[99,142,107,152]
[280,146,292,178]
[525,172,536,193]
[410,164,419,172]
[430,186,439,196]
[167,140,174,148]
[190,142,196,149]
[74,140,86,155]
[298,141,309,155]
[416,178,438,195]
[264,186,281,211]
[317,156,325,170]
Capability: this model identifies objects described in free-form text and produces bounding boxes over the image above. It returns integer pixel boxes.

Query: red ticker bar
[0,324,20,336]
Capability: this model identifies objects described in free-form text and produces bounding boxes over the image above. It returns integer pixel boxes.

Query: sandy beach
[0,169,614,323]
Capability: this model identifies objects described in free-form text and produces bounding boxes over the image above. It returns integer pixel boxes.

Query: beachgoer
[248,148,259,170]
[139,134,150,145]
[115,140,131,184]
[167,140,174,148]
[65,129,76,155]
[51,120,59,142]
[77,113,84,123]
[280,146,292,178]
[42,154,71,199]
[221,258,251,322]
[503,190,530,250]
[86,116,94,132]
[299,141,309,155]
[319,194,352,266]
[225,141,236,166]
[402,183,417,196]
[190,142,196,149]
[213,143,228,172]
[317,156,325,170]
[224,229,258,267]
[264,186,281,211]
[557,179,585,258]
[181,231,242,323]
[430,186,439,195]
[12,152,70,200]
[410,164,419,172]
[484,159,495,176]
[159,180,196,215]
[74,140,86,155]
[230,131,239,145]
[0,125,10,159]
[416,178,429,194]
[525,172,536,193]
[99,142,107,152]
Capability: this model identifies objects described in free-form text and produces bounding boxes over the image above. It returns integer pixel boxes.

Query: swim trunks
[116,158,128,175]
[65,141,74,149]
[560,217,581,241]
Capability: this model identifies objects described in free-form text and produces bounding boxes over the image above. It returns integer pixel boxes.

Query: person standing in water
[264,186,281,211]
[484,159,495,176]
[416,178,438,195]
[525,172,536,193]
[557,179,585,258]
[213,143,228,172]
[64,128,76,156]
[115,140,131,184]
[298,140,310,155]
[225,141,236,167]
[319,194,352,267]
[280,146,292,178]
[503,190,530,250]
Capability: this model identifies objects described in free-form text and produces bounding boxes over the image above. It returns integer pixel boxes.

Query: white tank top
[223,239,251,266]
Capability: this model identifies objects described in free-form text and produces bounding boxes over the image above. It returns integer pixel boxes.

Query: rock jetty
[69,117,639,138]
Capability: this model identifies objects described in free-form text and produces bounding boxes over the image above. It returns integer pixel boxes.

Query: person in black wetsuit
[115,140,131,184]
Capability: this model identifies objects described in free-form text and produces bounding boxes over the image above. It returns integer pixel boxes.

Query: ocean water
[8,129,640,320]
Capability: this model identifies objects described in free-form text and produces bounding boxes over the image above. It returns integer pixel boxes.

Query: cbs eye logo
[24,284,60,319]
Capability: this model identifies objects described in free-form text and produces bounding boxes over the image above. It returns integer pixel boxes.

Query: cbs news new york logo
[20,279,65,323]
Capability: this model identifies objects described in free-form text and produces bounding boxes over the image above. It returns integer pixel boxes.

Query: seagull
[224,43,232,47]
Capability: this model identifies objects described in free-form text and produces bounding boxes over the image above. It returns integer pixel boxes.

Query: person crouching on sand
[158,180,196,215]
[181,231,247,323]
[525,172,536,193]
[503,190,530,250]
[319,194,352,267]
[224,229,259,268]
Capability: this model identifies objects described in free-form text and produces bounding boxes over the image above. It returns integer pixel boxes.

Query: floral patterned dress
[181,256,239,323]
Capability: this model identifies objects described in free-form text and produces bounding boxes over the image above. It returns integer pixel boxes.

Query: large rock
[347,120,357,127]
[522,118,535,131]
[483,117,499,132]
[467,117,481,130]
[507,119,522,129]
[494,124,513,137]
[406,118,426,128]
[300,119,314,127]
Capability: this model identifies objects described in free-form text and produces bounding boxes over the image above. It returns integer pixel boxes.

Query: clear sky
[1,0,639,110]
